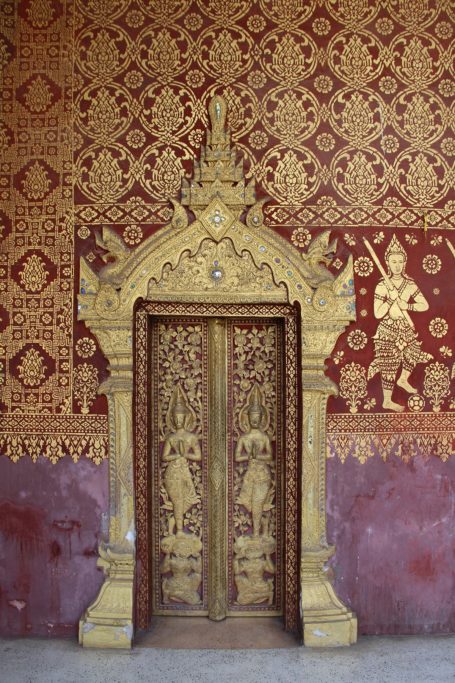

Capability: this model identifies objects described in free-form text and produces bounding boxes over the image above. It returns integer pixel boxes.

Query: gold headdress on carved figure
[239,383,269,433]
[166,383,196,432]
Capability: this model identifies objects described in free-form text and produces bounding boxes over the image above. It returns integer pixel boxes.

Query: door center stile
[208,318,228,620]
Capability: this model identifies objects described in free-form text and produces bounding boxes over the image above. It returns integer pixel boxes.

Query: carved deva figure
[162,383,201,536]
[235,384,274,537]
[367,235,432,412]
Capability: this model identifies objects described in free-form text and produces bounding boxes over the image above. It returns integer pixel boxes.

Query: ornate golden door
[135,303,299,630]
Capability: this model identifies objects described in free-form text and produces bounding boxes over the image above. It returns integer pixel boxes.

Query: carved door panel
[227,319,283,616]
[150,316,285,619]
[150,317,209,614]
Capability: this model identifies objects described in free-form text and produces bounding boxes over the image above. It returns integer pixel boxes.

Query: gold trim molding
[78,96,357,648]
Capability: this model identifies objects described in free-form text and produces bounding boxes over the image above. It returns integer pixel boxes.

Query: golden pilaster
[78,320,135,649]
[299,326,357,646]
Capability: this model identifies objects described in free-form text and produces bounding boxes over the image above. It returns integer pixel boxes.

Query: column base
[301,547,357,648]
[79,545,134,649]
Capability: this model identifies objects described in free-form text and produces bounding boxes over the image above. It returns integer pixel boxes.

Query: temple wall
[1,0,453,636]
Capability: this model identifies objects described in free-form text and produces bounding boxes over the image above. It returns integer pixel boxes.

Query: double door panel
[150,316,285,618]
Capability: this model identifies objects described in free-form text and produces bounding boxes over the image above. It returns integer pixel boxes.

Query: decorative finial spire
[208,95,227,142]
[181,95,255,214]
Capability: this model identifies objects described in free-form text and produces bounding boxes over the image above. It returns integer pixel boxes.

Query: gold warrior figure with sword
[364,235,432,412]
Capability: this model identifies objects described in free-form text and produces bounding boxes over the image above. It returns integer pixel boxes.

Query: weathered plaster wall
[327,453,455,634]
[0,458,108,637]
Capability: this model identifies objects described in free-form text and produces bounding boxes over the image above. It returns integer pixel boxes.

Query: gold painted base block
[79,546,134,649]
[303,611,357,648]
[78,577,134,649]
[79,619,133,649]
[300,548,358,648]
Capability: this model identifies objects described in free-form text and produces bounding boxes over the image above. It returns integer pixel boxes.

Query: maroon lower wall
[327,453,455,635]
[0,457,108,637]
[1,451,453,637]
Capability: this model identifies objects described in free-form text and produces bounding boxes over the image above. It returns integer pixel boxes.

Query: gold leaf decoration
[26,0,55,28]
[18,348,47,387]
[23,76,53,113]
[423,362,450,413]
[19,254,49,292]
[73,363,99,414]
[339,362,368,414]
[21,161,52,201]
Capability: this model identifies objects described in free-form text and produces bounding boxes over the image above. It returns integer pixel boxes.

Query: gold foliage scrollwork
[137,25,191,81]
[423,361,450,413]
[328,31,382,86]
[260,30,317,85]
[339,362,368,414]
[262,146,321,204]
[198,26,254,84]
[263,87,320,145]
[390,33,443,87]
[76,26,132,81]
[18,348,47,387]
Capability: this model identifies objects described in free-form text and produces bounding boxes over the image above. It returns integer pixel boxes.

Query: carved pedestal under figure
[234,535,276,606]
[161,534,202,606]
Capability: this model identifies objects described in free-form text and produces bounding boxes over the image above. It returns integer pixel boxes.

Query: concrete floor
[1,635,454,683]
[138,616,299,649]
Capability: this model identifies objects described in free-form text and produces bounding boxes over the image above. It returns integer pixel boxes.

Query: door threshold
[136,616,300,649]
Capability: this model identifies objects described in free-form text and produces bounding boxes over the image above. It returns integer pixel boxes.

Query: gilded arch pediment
[79,94,355,328]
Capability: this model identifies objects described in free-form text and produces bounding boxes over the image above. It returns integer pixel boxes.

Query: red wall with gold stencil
[0,0,453,636]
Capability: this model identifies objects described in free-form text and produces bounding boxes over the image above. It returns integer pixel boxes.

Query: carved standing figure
[162,384,201,536]
[368,235,432,412]
[235,384,274,537]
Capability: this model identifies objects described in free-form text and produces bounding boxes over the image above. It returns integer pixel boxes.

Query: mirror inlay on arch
[77,96,357,648]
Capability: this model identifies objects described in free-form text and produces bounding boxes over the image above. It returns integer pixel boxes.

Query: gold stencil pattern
[73,0,454,222]
[1,0,74,416]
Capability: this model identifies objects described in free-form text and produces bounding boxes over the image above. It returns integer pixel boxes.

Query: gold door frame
[77,96,358,649]
[135,304,299,629]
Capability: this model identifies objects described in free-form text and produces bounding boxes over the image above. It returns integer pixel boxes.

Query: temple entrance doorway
[134,303,300,634]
